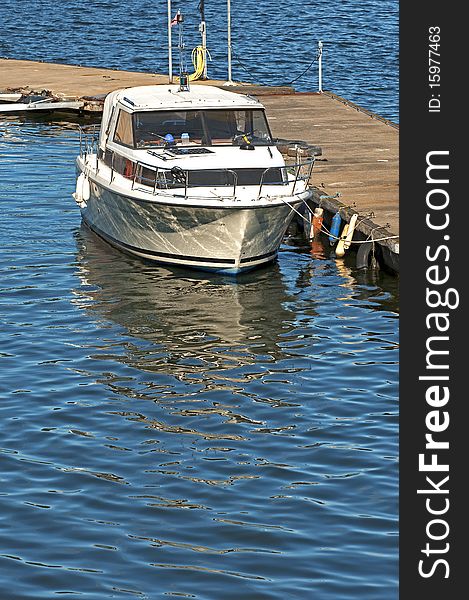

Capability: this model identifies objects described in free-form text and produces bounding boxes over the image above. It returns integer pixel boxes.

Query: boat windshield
[133,109,272,148]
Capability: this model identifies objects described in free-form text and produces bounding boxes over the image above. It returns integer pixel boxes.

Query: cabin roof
[114,84,262,111]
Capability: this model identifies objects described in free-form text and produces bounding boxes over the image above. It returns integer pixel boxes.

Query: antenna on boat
[167,3,188,88]
[174,10,190,91]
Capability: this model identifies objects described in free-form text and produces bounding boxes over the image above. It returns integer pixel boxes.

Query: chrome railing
[78,124,315,200]
[258,159,315,199]
[126,156,315,201]
[78,124,99,159]
[130,163,241,199]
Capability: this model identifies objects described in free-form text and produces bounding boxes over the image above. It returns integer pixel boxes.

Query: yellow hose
[175,46,208,83]
[175,46,206,83]
[188,46,206,81]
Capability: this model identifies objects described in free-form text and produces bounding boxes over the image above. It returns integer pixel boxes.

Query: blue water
[0,0,399,122]
[0,2,399,598]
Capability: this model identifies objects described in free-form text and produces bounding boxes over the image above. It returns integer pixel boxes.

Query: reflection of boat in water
[72,225,302,372]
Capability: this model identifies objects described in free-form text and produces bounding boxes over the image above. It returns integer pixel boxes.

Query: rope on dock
[319,220,399,244]
[232,47,319,87]
[296,194,399,245]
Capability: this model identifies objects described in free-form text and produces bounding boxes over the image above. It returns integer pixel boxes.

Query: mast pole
[199,1,208,79]
[227,0,233,84]
[167,0,173,83]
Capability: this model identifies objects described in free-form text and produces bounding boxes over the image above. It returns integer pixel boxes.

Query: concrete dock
[1,58,399,272]
[0,58,294,101]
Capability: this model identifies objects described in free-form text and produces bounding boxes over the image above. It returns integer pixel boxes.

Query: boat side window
[113,109,134,147]
[251,110,273,144]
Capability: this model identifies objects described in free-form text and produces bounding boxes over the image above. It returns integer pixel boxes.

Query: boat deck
[1,58,399,271]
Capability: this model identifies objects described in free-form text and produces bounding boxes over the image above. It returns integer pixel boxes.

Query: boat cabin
[96,85,285,189]
[101,85,273,150]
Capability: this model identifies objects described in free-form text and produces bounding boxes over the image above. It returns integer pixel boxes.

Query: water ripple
[0,0,398,121]
[0,111,398,597]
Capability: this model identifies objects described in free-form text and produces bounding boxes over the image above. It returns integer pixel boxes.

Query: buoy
[311,207,324,240]
[76,173,84,199]
[82,175,90,202]
[72,172,89,208]
[343,213,358,250]
[329,212,342,245]
[73,173,84,203]
[335,223,349,257]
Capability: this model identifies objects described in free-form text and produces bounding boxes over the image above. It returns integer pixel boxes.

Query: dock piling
[318,41,323,93]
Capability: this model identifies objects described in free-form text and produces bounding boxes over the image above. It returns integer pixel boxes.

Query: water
[0,0,399,122]
[0,2,399,597]
[0,118,398,598]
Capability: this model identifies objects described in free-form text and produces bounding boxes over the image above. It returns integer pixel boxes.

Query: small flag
[170,11,182,26]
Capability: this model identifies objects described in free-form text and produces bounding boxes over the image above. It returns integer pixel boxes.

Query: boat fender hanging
[335,223,349,257]
[82,174,91,202]
[73,172,89,208]
[356,242,380,270]
[343,213,358,250]
[329,212,341,245]
[311,207,324,240]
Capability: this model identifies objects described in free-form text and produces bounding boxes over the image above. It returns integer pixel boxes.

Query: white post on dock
[318,40,323,93]
[199,0,208,79]
[200,21,208,79]
[225,0,235,85]
[167,0,173,83]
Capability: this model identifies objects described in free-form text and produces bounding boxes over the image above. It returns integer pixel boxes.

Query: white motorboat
[74,83,314,274]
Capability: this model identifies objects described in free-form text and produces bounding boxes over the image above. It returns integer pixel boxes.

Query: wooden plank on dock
[0,58,172,98]
[0,58,292,100]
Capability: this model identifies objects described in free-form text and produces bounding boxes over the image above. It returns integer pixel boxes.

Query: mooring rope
[232,48,319,87]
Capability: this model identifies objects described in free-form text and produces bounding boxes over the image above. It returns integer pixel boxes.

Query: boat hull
[79,177,305,274]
